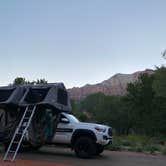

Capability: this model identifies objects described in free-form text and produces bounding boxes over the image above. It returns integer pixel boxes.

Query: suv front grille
[108,128,112,136]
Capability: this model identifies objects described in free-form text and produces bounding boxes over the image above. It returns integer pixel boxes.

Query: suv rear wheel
[74,137,96,158]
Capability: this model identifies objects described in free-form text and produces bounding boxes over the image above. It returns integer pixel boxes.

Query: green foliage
[127,134,150,146]
[153,66,166,97]
[72,66,166,137]
[107,137,122,151]
[126,73,155,135]
[162,148,166,155]
[107,135,165,154]
[13,77,47,85]
[128,146,143,152]
[36,78,48,84]
[107,143,122,151]
[143,144,162,153]
[13,77,26,85]
[71,100,89,122]
[114,135,151,148]
[125,69,166,136]
[77,93,130,135]
[151,136,166,145]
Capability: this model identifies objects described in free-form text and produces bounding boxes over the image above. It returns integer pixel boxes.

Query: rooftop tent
[0,83,71,112]
[0,83,71,155]
[0,86,25,108]
[19,83,71,112]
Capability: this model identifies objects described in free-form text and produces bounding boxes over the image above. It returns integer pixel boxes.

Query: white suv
[50,112,112,158]
[2,112,112,159]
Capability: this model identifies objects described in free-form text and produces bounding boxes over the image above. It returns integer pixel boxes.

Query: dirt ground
[0,146,166,166]
[0,159,72,166]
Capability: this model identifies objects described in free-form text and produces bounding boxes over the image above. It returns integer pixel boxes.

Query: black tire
[74,137,96,159]
[95,144,104,155]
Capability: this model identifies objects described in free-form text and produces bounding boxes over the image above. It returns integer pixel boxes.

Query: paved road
[13,146,166,166]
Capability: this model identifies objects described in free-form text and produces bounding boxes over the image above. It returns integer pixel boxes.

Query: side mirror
[61,118,69,124]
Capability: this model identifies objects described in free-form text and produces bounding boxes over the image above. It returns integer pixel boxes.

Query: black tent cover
[0,83,71,112]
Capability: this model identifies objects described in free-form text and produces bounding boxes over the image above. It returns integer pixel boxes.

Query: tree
[79,93,130,135]
[152,67,166,135]
[126,73,155,135]
[13,77,47,85]
[153,67,166,97]
[13,77,26,85]
[71,100,88,122]
[71,69,166,136]
[36,78,47,84]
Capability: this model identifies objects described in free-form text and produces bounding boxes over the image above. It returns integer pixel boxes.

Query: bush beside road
[108,135,166,155]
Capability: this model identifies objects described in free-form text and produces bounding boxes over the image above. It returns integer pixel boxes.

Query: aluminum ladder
[3,105,36,162]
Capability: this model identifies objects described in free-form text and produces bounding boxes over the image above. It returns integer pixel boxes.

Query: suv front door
[52,114,73,144]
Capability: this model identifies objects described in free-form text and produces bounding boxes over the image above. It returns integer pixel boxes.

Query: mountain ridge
[68,69,154,100]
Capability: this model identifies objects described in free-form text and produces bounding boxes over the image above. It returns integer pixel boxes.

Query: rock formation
[68,69,154,100]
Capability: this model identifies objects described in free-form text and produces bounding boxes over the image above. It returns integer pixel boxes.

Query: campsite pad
[0,160,73,166]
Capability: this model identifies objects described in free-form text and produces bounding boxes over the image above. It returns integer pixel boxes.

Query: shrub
[161,147,166,155]
[126,134,151,146]
[121,140,132,146]
[128,145,143,152]
[107,139,122,151]
[151,137,166,145]
[143,144,161,154]
[108,144,121,151]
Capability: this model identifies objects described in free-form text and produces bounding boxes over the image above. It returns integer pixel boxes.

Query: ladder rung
[24,117,30,119]
[27,110,32,112]
[13,141,19,144]
[17,132,23,135]
[17,125,25,129]
[18,127,26,132]
[20,126,26,129]
[23,119,29,122]
[3,105,36,162]
[25,114,31,117]
[9,150,15,153]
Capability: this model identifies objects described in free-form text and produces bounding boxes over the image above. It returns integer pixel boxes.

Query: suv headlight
[94,126,106,133]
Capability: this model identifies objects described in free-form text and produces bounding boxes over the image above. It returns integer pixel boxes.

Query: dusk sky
[0,0,166,88]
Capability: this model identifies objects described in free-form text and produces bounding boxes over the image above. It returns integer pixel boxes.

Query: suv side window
[60,114,70,124]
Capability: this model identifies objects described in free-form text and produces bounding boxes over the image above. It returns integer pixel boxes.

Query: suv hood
[78,122,109,129]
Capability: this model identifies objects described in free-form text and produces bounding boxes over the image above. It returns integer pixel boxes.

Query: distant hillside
[68,69,154,100]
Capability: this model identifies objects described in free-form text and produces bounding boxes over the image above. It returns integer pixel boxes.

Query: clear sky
[0,0,166,88]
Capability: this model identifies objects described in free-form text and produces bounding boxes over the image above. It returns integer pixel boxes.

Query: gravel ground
[0,146,166,166]
[0,159,72,166]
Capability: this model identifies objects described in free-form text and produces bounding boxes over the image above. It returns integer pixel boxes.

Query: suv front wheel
[95,144,104,155]
[74,137,96,158]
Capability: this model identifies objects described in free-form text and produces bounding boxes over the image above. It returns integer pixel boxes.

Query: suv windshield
[66,114,79,123]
